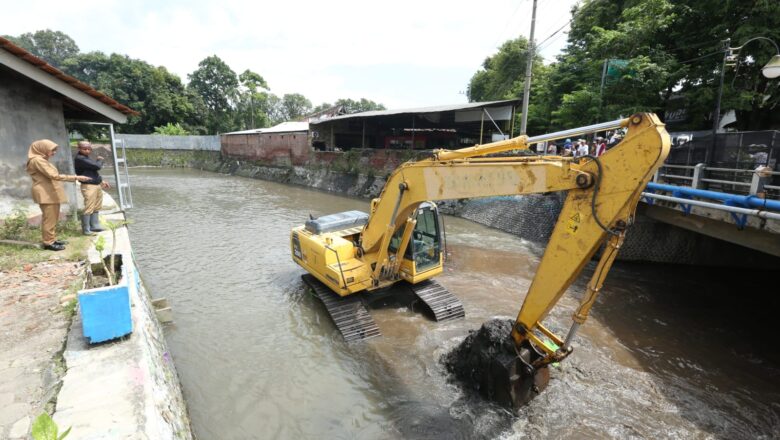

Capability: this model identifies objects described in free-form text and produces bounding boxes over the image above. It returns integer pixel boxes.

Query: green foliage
[279,93,313,121]
[324,98,386,114]
[469,0,780,132]
[0,206,31,240]
[62,52,205,134]
[188,55,240,133]
[31,413,71,440]
[154,123,190,136]
[3,29,79,68]
[468,37,547,102]
[235,70,272,129]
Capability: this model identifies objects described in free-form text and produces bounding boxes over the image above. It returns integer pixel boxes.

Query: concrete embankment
[120,148,770,266]
[54,196,192,438]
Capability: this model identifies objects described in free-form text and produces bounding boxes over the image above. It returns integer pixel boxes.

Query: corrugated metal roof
[0,36,138,117]
[223,121,309,135]
[311,99,520,124]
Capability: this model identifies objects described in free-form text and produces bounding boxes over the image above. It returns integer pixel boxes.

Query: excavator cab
[389,202,444,281]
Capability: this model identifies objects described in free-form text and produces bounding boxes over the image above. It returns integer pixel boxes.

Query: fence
[666,130,779,170]
[115,134,221,151]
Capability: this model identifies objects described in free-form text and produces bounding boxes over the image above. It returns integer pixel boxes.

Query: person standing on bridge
[74,140,111,235]
[26,139,90,251]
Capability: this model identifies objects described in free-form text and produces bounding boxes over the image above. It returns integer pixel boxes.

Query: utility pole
[708,38,730,166]
[520,0,538,134]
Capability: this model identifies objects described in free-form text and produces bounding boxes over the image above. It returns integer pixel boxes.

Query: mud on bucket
[442,318,550,410]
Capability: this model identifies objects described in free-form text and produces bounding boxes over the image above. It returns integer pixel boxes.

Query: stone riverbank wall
[120,147,766,266]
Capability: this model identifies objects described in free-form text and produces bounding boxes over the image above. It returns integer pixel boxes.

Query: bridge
[639,131,780,258]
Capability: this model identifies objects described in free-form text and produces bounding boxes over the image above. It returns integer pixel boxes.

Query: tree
[3,29,79,68]
[279,93,312,121]
[334,98,386,114]
[187,55,239,133]
[236,69,271,129]
[154,123,190,135]
[468,0,780,133]
[466,36,550,133]
[63,52,204,134]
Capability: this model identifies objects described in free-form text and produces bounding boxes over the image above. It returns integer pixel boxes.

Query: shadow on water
[589,262,780,439]
[291,278,516,440]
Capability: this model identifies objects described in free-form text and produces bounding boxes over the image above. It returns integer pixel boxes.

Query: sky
[1,0,580,109]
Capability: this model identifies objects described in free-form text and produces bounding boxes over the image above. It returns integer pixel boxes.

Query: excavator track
[408,280,465,322]
[302,274,381,342]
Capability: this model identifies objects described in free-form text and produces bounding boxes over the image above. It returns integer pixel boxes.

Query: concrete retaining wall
[0,69,77,217]
[143,152,778,267]
[116,134,220,151]
[53,195,192,439]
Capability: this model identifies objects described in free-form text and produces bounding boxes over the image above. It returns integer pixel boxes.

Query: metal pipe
[526,118,628,145]
[659,174,694,180]
[699,178,751,187]
[108,123,125,210]
[642,192,780,220]
[646,182,780,211]
[706,167,754,173]
[562,322,580,350]
[660,164,696,170]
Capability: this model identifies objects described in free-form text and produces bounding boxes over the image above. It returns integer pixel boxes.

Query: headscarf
[27,139,58,164]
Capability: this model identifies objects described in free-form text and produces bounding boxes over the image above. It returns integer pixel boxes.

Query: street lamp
[708,36,780,165]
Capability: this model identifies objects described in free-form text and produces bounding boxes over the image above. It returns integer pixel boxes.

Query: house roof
[223,121,309,135]
[311,99,520,124]
[0,36,137,123]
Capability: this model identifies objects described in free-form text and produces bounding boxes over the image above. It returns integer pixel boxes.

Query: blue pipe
[646,182,780,212]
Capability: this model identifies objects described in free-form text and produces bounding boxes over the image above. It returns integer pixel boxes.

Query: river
[125,168,779,439]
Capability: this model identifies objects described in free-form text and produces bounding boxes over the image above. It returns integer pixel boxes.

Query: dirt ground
[0,259,83,439]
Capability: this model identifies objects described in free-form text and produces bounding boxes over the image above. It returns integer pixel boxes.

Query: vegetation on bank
[124,149,221,168]
[0,207,91,271]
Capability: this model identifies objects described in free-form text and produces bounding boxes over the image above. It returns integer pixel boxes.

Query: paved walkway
[0,259,82,439]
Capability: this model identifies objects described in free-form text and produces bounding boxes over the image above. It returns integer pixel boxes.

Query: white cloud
[2,0,579,108]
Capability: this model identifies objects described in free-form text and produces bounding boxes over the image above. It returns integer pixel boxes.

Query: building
[0,37,135,216]
[309,99,520,151]
[221,121,310,165]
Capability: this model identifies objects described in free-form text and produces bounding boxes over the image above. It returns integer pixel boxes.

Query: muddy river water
[125,168,779,439]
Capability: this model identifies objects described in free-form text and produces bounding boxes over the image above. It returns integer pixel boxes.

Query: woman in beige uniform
[26,139,89,251]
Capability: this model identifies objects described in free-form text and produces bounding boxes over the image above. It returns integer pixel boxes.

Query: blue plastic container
[78,254,134,344]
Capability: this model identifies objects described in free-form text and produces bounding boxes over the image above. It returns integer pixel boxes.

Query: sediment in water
[442,319,518,398]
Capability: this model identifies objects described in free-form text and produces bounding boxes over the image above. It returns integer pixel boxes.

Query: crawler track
[408,280,465,322]
[302,274,381,342]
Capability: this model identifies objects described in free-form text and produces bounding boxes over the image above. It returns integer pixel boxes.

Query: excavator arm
[358,113,669,407]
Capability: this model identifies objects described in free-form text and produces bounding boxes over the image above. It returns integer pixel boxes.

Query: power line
[536,19,572,51]
[493,0,529,49]
[678,50,723,64]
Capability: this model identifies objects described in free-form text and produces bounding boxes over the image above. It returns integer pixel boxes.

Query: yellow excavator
[291,113,670,408]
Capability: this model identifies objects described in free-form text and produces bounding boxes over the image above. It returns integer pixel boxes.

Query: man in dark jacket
[74,141,111,234]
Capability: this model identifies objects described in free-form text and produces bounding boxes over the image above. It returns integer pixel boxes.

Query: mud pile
[442,319,520,405]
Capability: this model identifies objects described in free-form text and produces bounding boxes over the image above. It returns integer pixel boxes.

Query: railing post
[692,163,706,189]
[750,166,771,196]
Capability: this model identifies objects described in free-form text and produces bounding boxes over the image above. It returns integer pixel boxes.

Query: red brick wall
[221,132,310,165]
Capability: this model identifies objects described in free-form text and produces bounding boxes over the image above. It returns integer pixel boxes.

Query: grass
[0,211,92,271]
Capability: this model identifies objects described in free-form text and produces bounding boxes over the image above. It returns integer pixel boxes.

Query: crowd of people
[534,130,625,158]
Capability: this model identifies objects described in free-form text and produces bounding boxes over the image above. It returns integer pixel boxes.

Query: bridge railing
[643,163,780,226]
[652,163,780,199]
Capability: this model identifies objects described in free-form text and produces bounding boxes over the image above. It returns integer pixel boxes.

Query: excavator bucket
[443,319,550,410]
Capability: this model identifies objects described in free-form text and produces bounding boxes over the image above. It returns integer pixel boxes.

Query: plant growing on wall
[93,217,131,285]
[31,413,71,440]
